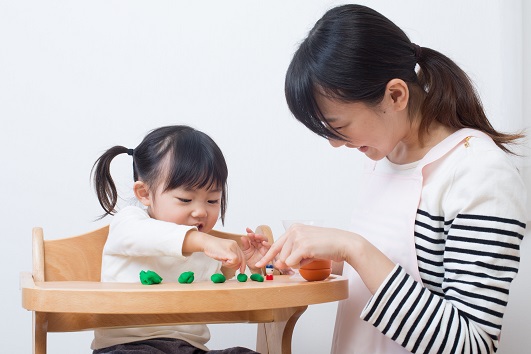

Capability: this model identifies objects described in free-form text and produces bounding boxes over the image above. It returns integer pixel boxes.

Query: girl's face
[315,94,413,161]
[142,184,222,233]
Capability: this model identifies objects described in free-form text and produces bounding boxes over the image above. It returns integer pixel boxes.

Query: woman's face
[315,94,412,161]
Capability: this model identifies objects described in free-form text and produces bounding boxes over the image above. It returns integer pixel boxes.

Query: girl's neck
[387,122,457,165]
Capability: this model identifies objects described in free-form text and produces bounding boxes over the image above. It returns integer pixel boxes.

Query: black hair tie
[127,149,134,156]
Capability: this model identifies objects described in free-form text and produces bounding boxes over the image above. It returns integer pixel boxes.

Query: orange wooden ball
[299,259,332,281]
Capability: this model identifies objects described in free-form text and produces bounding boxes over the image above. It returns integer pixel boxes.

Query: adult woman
[256,4,527,353]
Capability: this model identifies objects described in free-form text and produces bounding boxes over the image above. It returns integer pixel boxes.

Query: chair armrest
[20,272,35,290]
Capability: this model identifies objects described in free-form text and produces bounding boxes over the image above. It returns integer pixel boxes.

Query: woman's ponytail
[416,47,524,153]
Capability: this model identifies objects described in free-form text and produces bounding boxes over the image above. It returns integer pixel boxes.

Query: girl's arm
[105,206,246,274]
[184,230,246,274]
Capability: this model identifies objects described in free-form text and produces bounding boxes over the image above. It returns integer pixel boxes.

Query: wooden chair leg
[33,312,47,354]
[256,306,307,354]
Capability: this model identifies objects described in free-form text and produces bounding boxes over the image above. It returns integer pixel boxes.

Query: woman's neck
[387,122,457,164]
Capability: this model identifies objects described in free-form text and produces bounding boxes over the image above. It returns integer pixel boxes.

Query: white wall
[1,1,528,353]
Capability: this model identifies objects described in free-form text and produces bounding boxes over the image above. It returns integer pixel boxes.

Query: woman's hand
[256,224,351,269]
[255,224,395,293]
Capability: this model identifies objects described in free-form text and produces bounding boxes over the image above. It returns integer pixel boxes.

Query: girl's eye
[177,198,191,203]
[208,199,220,205]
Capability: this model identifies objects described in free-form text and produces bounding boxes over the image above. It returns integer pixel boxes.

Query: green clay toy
[237,273,248,282]
[250,273,264,282]
[178,271,195,284]
[211,273,226,283]
[139,270,163,285]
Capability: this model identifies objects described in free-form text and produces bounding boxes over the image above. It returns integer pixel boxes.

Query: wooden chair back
[33,225,108,282]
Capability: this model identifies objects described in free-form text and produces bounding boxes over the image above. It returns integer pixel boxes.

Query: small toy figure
[265,264,274,280]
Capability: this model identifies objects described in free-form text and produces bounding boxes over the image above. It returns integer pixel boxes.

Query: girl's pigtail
[91,146,130,218]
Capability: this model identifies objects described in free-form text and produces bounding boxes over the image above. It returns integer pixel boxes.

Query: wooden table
[21,273,348,354]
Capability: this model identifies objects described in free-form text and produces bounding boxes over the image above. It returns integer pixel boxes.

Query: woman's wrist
[349,235,395,294]
[337,229,360,266]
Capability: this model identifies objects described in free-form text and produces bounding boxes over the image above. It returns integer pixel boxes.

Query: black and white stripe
[364,210,525,353]
[359,134,528,353]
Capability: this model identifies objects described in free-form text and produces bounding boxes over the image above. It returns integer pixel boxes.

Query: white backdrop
[1,1,529,353]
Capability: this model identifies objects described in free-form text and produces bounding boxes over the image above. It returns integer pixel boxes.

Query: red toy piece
[265,264,274,280]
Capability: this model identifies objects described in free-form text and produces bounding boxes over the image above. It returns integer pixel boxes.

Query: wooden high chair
[20,225,348,354]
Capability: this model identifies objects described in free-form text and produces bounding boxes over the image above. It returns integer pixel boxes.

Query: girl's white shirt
[91,205,222,351]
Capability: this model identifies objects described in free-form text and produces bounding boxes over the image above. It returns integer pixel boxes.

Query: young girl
[91,125,264,354]
[256,4,527,354]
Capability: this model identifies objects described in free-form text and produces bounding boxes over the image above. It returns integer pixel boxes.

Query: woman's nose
[328,138,345,148]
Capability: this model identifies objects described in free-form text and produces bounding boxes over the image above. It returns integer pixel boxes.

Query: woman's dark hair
[285,4,523,153]
[91,125,228,222]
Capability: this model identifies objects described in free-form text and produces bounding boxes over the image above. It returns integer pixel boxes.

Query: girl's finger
[238,249,246,274]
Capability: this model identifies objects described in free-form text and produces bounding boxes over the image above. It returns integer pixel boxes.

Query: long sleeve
[104,205,196,258]
[361,137,527,353]
[100,206,221,284]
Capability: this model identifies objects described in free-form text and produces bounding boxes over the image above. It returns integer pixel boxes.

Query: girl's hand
[190,232,246,274]
[241,227,271,272]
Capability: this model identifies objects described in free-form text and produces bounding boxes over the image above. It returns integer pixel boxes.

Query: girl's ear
[133,181,152,206]
[385,78,409,112]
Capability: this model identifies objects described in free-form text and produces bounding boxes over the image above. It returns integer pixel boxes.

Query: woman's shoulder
[457,134,521,176]
[438,135,525,195]
[440,133,526,220]
[423,130,526,209]
[435,129,521,175]
[427,131,518,176]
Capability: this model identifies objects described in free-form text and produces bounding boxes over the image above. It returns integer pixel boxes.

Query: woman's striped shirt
[361,136,527,353]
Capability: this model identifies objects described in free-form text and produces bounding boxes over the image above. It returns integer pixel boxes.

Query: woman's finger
[255,235,286,267]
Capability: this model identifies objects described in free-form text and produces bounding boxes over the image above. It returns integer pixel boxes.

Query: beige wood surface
[22,273,347,314]
[22,225,348,354]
